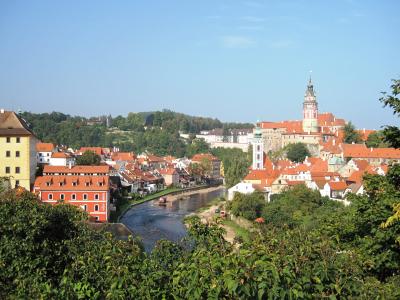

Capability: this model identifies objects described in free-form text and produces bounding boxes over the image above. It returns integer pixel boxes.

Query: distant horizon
[4,105,388,131]
[1,0,399,129]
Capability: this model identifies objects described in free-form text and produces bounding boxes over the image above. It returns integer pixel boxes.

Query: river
[121,187,225,251]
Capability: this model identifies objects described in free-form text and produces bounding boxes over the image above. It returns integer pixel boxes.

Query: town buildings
[229,78,399,203]
[0,110,38,190]
[34,165,111,222]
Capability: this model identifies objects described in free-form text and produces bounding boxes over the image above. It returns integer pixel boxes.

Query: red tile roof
[79,147,103,156]
[158,168,178,175]
[342,144,400,159]
[36,142,55,152]
[43,165,110,175]
[34,175,109,191]
[111,152,136,161]
[51,152,69,159]
[329,181,347,190]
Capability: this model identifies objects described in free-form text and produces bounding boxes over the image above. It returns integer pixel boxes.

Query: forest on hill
[20,109,253,157]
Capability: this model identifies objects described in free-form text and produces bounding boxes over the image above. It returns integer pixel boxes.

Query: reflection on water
[121,188,224,251]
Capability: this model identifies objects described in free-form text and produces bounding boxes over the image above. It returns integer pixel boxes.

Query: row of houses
[229,142,399,204]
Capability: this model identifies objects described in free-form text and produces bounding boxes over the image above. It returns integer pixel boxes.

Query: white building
[36,143,55,164]
[228,182,255,200]
[49,152,75,167]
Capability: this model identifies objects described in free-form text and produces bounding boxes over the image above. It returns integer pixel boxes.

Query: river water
[121,188,225,251]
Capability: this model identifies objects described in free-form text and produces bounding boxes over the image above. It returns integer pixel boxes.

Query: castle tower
[252,125,264,170]
[302,77,319,133]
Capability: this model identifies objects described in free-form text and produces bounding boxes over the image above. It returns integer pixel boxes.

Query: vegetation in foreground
[1,163,399,299]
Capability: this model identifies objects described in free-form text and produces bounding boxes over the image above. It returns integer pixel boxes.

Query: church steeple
[302,76,319,133]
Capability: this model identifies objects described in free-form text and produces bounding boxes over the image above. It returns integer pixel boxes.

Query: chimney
[0,109,4,113]
[363,128,366,133]
[68,161,72,169]
[333,139,336,146]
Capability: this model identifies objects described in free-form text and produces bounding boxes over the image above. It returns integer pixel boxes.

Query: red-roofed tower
[302,77,319,133]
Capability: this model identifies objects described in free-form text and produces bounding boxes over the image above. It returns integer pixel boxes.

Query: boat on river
[158,196,167,206]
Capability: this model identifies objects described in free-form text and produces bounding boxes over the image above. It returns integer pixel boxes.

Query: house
[0,110,39,190]
[43,165,110,176]
[49,152,75,167]
[36,143,55,164]
[158,168,179,186]
[228,182,255,200]
[191,153,221,179]
[34,167,111,222]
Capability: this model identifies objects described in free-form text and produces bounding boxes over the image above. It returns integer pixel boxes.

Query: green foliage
[380,79,400,148]
[21,110,252,157]
[366,130,389,148]
[285,142,311,163]
[211,147,251,187]
[228,192,266,220]
[343,121,362,144]
[76,150,101,165]
[185,138,210,157]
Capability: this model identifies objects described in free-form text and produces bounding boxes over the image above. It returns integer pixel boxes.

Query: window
[16,151,20,157]
[16,137,20,143]
[15,167,20,174]
[95,216,99,221]
[48,194,53,200]
[15,180,19,188]
[71,194,76,200]
[6,151,10,157]
[5,167,10,174]
[60,194,65,200]
[81,205,87,211]
[94,204,99,211]
[83,194,88,200]
[94,194,99,200]
[47,153,50,156]
[6,137,10,143]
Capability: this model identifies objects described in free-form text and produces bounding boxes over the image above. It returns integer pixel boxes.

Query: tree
[343,121,362,144]
[366,131,389,148]
[285,142,311,163]
[380,79,400,148]
[76,150,101,165]
[228,192,266,220]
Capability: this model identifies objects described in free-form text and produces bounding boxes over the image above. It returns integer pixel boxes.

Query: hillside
[20,110,254,156]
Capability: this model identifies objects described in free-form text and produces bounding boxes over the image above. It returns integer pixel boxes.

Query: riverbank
[114,184,223,222]
[195,201,251,244]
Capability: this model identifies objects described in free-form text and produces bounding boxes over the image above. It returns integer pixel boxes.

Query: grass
[222,219,251,242]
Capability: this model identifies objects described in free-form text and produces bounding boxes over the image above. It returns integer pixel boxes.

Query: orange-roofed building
[191,153,221,179]
[34,174,110,222]
[36,142,56,164]
[342,144,400,165]
[43,165,110,176]
[158,168,179,186]
[79,147,103,156]
[111,152,136,162]
[49,151,75,167]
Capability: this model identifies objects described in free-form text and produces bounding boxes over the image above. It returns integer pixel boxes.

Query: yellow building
[0,110,38,190]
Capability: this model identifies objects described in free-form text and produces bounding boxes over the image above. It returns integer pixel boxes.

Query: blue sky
[0,0,399,129]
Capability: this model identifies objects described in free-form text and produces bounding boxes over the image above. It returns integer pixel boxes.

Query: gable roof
[36,142,55,152]
[0,111,36,137]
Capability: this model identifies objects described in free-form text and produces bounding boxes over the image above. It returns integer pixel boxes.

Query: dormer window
[85,182,90,186]
[46,182,51,187]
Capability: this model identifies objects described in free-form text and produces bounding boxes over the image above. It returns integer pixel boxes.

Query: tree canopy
[76,150,101,165]
[285,142,311,163]
[380,79,400,148]
[343,121,362,144]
